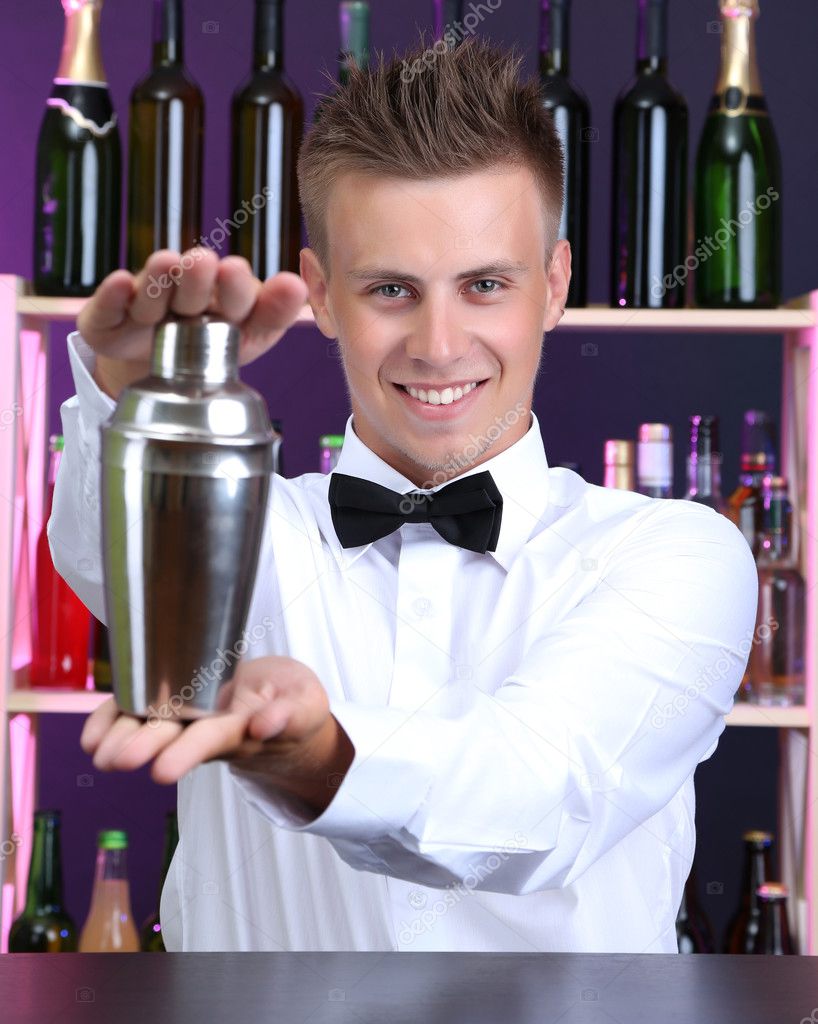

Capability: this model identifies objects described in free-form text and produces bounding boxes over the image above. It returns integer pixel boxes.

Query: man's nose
[403,296,472,366]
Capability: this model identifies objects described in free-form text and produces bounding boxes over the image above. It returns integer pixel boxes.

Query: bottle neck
[152,0,184,67]
[686,454,723,500]
[254,0,284,71]
[603,463,634,491]
[539,1,570,77]
[24,818,65,915]
[715,5,762,98]
[741,845,771,911]
[56,0,106,84]
[91,847,130,890]
[759,899,790,953]
[339,3,369,86]
[636,0,668,74]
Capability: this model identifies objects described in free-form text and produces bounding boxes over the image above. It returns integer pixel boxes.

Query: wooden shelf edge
[725,703,811,728]
[6,665,110,713]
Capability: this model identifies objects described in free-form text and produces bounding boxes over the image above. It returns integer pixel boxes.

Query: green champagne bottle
[140,811,179,951]
[230,0,303,279]
[33,0,121,296]
[127,0,204,273]
[539,0,591,308]
[610,0,688,309]
[694,0,781,308]
[8,810,78,952]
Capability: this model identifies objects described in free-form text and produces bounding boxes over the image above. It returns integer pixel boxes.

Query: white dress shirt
[49,330,758,954]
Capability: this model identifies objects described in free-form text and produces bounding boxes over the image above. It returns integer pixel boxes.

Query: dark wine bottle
[694,0,780,308]
[230,0,303,279]
[127,0,204,273]
[33,0,121,296]
[140,811,179,951]
[610,0,688,309]
[675,862,715,953]
[539,0,590,307]
[92,616,113,692]
[8,811,78,952]
[723,830,773,953]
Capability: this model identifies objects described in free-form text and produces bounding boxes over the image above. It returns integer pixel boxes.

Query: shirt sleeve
[229,500,759,895]
[47,330,116,624]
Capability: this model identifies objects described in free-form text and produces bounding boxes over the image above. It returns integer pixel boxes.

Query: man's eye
[371,284,411,299]
[472,279,505,294]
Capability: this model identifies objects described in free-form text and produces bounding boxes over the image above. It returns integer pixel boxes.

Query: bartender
[49,37,758,953]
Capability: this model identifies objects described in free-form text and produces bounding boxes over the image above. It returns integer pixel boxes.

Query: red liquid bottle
[30,435,91,688]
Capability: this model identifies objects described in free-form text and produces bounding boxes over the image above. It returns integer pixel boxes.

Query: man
[50,37,757,953]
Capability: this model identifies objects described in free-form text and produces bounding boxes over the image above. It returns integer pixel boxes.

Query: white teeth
[406,381,479,405]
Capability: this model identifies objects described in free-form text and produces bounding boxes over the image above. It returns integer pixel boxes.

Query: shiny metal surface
[100,314,275,719]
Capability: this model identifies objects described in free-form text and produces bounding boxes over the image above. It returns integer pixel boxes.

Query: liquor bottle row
[598,410,804,708]
[676,829,797,955]
[542,0,780,309]
[32,0,781,311]
[8,809,178,953]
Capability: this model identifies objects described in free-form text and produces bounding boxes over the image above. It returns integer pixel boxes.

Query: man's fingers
[151,712,250,784]
[168,247,221,317]
[92,713,184,772]
[213,256,261,324]
[238,271,309,365]
[76,270,135,343]
[80,696,119,754]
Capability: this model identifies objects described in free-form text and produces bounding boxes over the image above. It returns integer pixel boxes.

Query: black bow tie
[328,470,503,554]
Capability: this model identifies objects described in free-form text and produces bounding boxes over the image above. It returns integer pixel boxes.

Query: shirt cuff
[66,329,117,437]
[228,698,444,840]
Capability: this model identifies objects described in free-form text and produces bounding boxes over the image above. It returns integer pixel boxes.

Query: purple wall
[1,0,808,943]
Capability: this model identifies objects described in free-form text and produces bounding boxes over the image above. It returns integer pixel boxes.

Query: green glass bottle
[230,0,304,279]
[140,811,179,951]
[33,0,121,296]
[539,0,590,307]
[433,1,464,45]
[8,810,78,952]
[127,0,204,273]
[694,0,781,308]
[339,1,370,87]
[610,0,688,309]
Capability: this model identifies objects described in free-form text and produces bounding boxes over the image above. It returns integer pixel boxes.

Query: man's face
[300,163,570,487]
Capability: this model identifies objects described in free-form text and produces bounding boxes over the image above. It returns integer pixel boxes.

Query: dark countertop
[4,952,817,1023]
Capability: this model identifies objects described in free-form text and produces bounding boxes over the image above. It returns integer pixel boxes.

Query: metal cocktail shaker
[100,314,275,720]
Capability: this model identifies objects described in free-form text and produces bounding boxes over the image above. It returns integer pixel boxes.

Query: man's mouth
[393,379,489,407]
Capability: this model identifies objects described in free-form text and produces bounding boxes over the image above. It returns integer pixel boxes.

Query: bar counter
[3,951,817,1022]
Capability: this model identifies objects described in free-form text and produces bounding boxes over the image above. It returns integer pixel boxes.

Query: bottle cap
[98,829,128,850]
[756,882,788,900]
[319,434,345,449]
[49,435,65,452]
[742,829,773,845]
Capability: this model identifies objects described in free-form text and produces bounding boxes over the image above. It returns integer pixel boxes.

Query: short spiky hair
[297,33,565,278]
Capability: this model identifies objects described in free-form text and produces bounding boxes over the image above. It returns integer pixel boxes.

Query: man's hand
[80,656,355,815]
[77,246,309,399]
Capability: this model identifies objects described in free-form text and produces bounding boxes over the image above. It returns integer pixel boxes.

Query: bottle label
[47,82,117,137]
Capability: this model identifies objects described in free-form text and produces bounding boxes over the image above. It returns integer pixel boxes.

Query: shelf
[15,293,317,325]
[7,689,109,714]
[14,292,816,334]
[725,702,811,728]
[554,304,816,333]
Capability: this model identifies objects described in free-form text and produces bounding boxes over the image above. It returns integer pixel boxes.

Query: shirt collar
[313,411,550,573]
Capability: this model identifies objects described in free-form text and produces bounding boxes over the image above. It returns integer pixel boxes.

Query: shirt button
[413,597,433,618]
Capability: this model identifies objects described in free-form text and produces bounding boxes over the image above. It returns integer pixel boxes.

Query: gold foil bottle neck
[603,439,635,491]
[57,0,107,85]
[714,0,763,109]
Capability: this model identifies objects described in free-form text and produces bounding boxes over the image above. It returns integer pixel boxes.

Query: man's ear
[542,238,571,334]
[299,248,338,340]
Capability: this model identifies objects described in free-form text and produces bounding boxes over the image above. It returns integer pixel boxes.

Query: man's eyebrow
[345,259,531,285]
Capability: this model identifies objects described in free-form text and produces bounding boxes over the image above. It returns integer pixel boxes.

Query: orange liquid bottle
[79,830,140,952]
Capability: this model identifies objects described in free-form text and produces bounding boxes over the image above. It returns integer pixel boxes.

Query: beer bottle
[753,882,796,954]
[140,811,179,951]
[723,830,773,953]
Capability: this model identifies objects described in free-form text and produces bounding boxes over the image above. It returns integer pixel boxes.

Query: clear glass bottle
[319,434,344,474]
[79,830,140,952]
[747,476,804,706]
[603,439,635,491]
[683,414,725,512]
[636,423,673,497]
